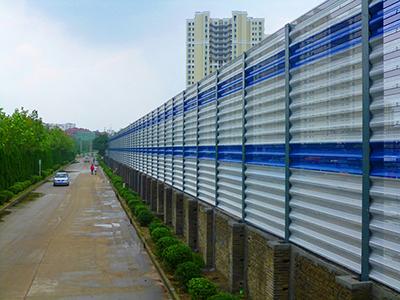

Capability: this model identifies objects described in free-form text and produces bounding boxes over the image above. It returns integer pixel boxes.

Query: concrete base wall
[183,195,198,250]
[106,158,396,300]
[197,202,214,269]
[214,211,245,293]
[163,186,173,226]
[172,190,184,236]
[156,182,164,216]
[150,179,157,212]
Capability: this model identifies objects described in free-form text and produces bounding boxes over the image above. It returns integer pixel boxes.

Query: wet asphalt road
[0,161,167,300]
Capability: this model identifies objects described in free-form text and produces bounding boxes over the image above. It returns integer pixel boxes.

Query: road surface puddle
[94,223,113,228]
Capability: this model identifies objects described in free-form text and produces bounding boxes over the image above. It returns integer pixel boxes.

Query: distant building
[47,123,76,131]
[186,11,265,86]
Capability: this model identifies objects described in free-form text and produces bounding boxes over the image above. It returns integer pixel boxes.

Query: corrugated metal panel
[369,0,400,290]
[173,94,184,190]
[216,62,243,218]
[198,74,217,204]
[138,117,144,173]
[244,28,286,238]
[288,0,363,273]
[158,105,165,182]
[151,110,158,178]
[183,85,198,196]
[165,99,173,185]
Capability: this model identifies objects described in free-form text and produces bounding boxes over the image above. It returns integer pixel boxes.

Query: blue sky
[0,0,323,130]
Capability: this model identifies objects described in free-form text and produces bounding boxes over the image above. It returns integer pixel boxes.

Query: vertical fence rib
[196,82,200,198]
[215,71,219,206]
[361,0,371,282]
[241,54,247,221]
[284,23,291,242]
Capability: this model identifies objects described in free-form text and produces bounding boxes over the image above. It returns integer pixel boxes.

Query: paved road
[0,161,167,300]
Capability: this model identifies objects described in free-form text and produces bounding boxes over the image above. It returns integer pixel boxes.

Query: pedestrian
[94,165,98,175]
[90,163,94,175]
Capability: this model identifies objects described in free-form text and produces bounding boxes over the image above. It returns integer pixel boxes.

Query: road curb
[0,163,72,214]
[102,167,180,300]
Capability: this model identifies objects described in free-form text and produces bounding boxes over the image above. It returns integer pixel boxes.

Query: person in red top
[90,163,94,175]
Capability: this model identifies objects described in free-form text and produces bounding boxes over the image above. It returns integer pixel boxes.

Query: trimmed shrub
[187,277,217,300]
[127,199,141,211]
[30,175,42,183]
[156,236,180,256]
[0,190,14,204]
[162,243,193,270]
[133,204,148,216]
[192,252,205,269]
[150,227,172,242]
[208,292,240,300]
[148,219,163,232]
[9,180,31,194]
[137,209,154,226]
[174,261,202,288]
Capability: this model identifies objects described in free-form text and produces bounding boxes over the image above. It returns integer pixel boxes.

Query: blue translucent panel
[218,145,242,162]
[245,144,285,167]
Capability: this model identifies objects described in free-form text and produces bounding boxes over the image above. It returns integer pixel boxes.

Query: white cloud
[0,1,181,131]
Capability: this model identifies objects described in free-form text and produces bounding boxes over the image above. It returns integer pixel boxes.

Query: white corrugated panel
[151,110,158,178]
[198,75,217,205]
[288,0,363,273]
[173,94,184,190]
[138,117,144,173]
[216,62,243,219]
[369,0,400,290]
[183,85,198,196]
[244,28,286,238]
[158,106,166,182]
[165,99,173,185]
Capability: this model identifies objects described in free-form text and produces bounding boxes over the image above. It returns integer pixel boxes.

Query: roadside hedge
[0,108,75,191]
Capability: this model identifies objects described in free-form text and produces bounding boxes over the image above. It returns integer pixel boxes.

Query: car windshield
[55,172,68,178]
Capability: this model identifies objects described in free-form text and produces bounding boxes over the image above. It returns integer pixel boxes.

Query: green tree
[0,108,76,190]
[92,133,108,156]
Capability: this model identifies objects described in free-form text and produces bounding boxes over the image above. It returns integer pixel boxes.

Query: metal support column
[181,91,185,190]
[195,82,200,198]
[284,23,292,242]
[214,71,220,206]
[361,0,371,282]
[171,98,175,188]
[182,94,186,193]
[241,53,247,221]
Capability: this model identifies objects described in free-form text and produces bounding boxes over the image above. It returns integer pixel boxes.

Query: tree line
[0,108,76,191]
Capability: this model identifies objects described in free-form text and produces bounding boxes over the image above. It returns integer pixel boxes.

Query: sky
[0,0,323,131]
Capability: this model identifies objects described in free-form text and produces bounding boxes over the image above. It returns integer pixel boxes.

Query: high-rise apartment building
[186,11,265,86]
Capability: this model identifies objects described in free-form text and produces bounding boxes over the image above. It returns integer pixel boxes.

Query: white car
[53,171,70,186]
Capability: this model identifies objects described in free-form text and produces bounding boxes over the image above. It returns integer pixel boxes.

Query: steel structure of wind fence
[107,0,400,292]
